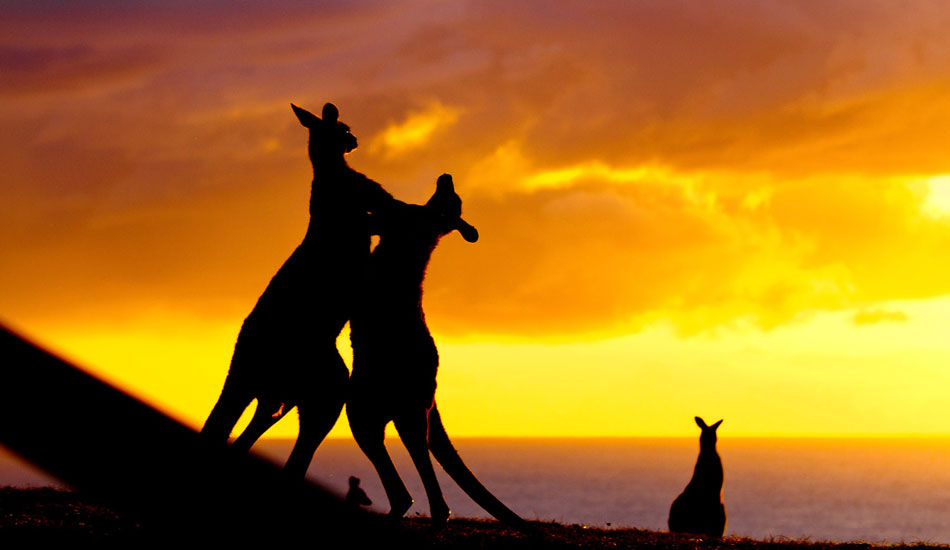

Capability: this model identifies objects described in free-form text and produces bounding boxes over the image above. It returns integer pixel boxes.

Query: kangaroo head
[425,174,479,243]
[291,102,358,162]
[374,174,478,242]
[695,416,722,447]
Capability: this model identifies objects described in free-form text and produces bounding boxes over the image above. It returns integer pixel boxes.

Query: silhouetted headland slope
[0,324,404,546]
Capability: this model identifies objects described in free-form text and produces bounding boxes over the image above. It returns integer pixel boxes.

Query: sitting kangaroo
[668,417,726,537]
[201,103,396,478]
[347,174,526,529]
[345,476,372,508]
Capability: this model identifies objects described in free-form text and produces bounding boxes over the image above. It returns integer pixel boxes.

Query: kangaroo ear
[322,103,339,124]
[711,419,723,430]
[455,218,479,243]
[291,104,320,128]
[436,173,455,193]
[695,416,707,429]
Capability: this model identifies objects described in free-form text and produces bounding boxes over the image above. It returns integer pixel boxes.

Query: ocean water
[3,437,950,544]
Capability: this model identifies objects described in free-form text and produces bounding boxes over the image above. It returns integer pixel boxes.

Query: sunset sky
[4,1,950,438]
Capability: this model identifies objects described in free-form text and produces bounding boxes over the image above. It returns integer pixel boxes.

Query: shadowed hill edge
[0,322,411,545]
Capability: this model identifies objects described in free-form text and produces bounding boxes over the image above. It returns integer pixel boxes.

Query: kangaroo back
[427,404,528,527]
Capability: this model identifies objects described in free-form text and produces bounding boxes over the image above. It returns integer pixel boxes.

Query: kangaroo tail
[427,403,529,529]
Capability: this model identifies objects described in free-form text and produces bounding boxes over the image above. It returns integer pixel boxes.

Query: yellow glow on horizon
[434,295,950,437]
[14,294,950,439]
[923,175,950,217]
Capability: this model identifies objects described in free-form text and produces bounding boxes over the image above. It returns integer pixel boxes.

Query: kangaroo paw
[388,495,413,519]
[431,505,450,529]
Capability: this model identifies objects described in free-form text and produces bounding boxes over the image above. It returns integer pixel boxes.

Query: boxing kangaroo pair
[202,104,524,528]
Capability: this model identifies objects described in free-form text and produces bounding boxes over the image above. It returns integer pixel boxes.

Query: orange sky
[4,1,950,438]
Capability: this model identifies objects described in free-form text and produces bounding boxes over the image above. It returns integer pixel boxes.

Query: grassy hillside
[1,488,943,549]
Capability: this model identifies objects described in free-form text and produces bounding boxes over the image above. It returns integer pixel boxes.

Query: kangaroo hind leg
[231,399,285,453]
[283,350,348,478]
[283,394,344,479]
[350,409,413,518]
[395,409,450,527]
[201,379,254,444]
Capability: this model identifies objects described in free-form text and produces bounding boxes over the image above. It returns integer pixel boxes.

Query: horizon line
[253,433,950,441]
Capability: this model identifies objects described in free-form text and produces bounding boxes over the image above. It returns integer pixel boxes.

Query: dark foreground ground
[1,488,946,549]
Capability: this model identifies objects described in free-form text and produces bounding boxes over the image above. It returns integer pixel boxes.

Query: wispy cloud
[0,44,165,97]
[5,1,950,339]
[853,309,909,326]
[369,101,462,158]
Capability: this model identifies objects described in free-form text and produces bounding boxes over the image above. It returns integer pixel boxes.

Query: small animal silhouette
[668,416,726,537]
[346,174,526,528]
[201,103,396,478]
[345,476,372,508]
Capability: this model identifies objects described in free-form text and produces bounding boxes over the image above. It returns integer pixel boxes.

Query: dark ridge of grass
[2,488,947,549]
[0,487,141,542]
[398,517,950,550]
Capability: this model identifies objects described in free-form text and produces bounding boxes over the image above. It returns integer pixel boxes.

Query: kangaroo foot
[430,504,450,529]
[388,495,413,519]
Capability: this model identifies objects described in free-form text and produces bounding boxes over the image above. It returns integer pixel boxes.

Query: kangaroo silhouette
[345,476,372,508]
[201,103,396,478]
[346,174,526,529]
[668,416,726,537]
